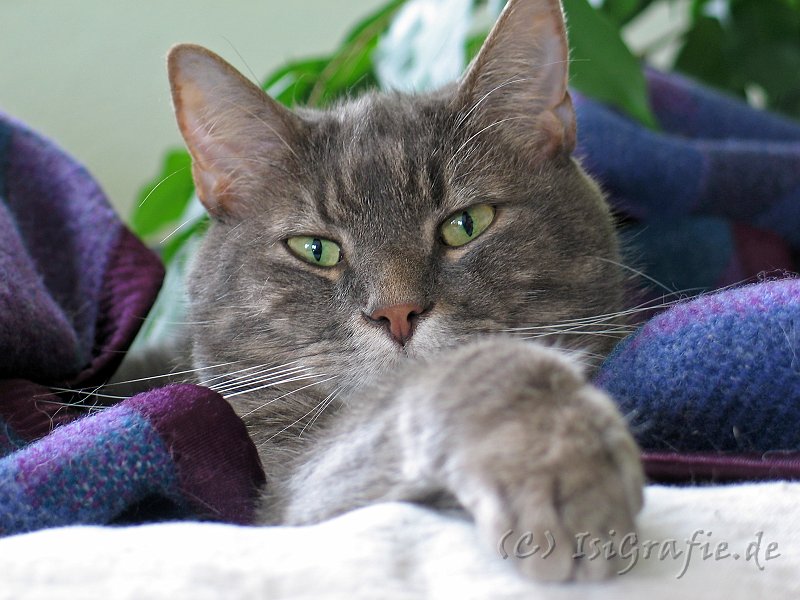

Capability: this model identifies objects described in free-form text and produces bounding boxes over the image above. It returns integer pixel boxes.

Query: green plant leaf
[344,0,407,44]
[262,58,330,106]
[307,36,379,105]
[343,0,407,44]
[131,149,194,239]
[563,0,658,128]
[599,0,646,26]
[305,0,405,105]
[262,0,405,107]
[674,15,732,91]
[676,0,800,118]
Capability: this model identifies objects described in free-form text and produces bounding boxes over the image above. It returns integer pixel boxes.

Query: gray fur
[168,0,643,581]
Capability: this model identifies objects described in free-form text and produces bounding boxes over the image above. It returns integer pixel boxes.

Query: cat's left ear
[456,0,575,160]
[168,44,304,218]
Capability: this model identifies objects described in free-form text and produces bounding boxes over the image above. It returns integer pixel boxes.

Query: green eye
[440,204,495,247]
[286,236,341,267]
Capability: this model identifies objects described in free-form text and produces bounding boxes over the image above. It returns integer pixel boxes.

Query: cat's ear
[456,0,575,159]
[168,44,303,217]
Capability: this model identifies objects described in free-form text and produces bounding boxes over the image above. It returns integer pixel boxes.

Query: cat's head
[168,0,622,394]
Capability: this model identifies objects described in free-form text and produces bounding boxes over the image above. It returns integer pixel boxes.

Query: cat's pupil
[311,238,323,261]
[461,211,474,237]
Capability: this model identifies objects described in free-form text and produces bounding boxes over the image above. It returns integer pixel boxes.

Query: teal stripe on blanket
[0,405,182,536]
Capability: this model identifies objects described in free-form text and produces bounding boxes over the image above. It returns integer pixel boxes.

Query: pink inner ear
[538,93,576,158]
[456,0,576,158]
[192,162,229,216]
[536,20,570,107]
[182,109,238,172]
[178,104,238,214]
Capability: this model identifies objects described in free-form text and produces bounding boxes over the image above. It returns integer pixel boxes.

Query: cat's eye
[286,236,342,267]
[440,204,495,247]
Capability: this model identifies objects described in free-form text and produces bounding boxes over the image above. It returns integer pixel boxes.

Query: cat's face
[169,0,622,395]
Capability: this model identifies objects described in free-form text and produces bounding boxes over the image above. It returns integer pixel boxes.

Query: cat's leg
[265,338,644,582]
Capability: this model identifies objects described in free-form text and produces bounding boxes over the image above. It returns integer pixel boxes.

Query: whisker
[33,399,106,413]
[210,366,315,395]
[454,76,527,131]
[519,330,631,342]
[202,361,304,388]
[160,215,200,244]
[222,37,260,85]
[300,389,341,437]
[595,256,678,295]
[137,166,192,209]
[505,293,697,333]
[258,379,341,442]
[238,376,339,417]
[218,98,300,160]
[226,373,335,403]
[447,115,531,174]
[512,326,633,341]
[45,387,129,401]
[101,360,245,389]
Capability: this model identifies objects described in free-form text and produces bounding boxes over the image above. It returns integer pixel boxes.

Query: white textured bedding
[1,482,798,599]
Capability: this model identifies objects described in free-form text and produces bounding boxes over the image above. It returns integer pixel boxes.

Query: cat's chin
[379,334,449,362]
[335,339,428,392]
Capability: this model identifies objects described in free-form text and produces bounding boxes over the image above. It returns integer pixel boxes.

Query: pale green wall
[0,0,384,221]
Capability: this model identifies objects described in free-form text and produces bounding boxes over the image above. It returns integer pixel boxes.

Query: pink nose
[368,303,425,346]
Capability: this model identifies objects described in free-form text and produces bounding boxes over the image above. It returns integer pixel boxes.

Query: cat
[166,0,644,582]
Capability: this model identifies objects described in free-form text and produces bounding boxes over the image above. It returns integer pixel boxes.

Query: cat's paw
[427,340,644,581]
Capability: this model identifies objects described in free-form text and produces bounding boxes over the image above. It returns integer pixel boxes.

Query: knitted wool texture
[596,279,800,453]
[0,112,265,536]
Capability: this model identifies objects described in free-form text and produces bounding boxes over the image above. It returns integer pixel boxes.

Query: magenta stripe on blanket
[128,384,267,524]
[643,451,800,483]
[0,384,266,536]
[70,227,164,388]
[625,279,800,342]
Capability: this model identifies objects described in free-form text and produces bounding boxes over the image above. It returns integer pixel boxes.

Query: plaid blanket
[0,112,264,536]
[581,69,800,481]
[1,69,799,537]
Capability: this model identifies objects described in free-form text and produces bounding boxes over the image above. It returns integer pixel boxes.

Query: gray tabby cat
[167,0,644,582]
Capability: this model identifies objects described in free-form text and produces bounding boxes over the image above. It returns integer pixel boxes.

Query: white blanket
[1,482,798,599]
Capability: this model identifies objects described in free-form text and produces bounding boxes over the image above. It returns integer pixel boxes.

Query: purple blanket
[1,69,800,537]
[581,70,800,481]
[0,112,265,536]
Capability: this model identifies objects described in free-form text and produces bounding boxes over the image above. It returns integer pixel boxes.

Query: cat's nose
[366,303,426,346]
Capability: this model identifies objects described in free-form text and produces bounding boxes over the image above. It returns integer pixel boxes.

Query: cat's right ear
[455,0,575,161]
[167,44,303,217]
